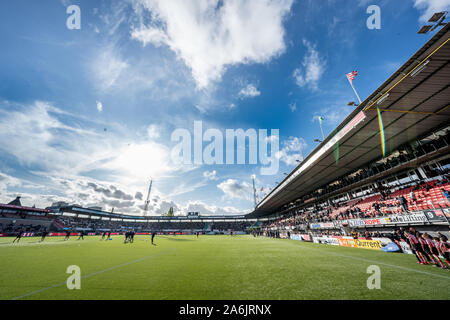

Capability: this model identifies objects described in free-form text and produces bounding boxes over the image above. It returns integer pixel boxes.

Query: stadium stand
[251,24,450,243]
[0,199,253,236]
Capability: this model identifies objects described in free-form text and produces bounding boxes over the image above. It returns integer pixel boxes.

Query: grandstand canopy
[51,205,249,221]
[251,24,450,218]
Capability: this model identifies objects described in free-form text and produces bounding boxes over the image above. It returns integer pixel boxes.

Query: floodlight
[377,93,390,105]
[418,25,432,34]
[410,60,430,78]
[429,12,446,23]
[418,12,447,34]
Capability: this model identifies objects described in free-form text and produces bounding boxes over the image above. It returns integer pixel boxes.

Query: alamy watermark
[66,5,81,30]
[66,265,81,290]
[367,5,381,30]
[366,265,381,290]
[171,121,280,176]
[65,4,380,31]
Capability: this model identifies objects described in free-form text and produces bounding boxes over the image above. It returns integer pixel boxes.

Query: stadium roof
[0,203,51,214]
[53,205,249,221]
[251,24,450,218]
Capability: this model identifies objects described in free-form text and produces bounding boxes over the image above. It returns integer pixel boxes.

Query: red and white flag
[346,70,358,84]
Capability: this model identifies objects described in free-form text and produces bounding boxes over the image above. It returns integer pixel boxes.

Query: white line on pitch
[10,249,176,300]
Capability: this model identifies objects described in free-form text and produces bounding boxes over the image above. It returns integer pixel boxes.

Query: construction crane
[251,175,258,208]
[144,180,153,215]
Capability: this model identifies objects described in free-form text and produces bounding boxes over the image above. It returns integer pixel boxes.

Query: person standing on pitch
[40,229,49,243]
[12,229,23,243]
[64,230,71,241]
[151,231,157,245]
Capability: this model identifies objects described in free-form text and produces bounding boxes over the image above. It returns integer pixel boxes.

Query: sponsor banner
[372,237,393,246]
[313,236,339,246]
[385,213,428,224]
[0,234,6,237]
[333,220,348,227]
[310,236,394,251]
[47,232,121,237]
[21,233,35,237]
[348,219,365,227]
[361,218,384,226]
[423,210,448,223]
[310,222,335,229]
[381,243,401,253]
[398,241,413,255]
[337,238,383,250]
[290,234,312,242]
[347,213,429,228]
[49,232,85,236]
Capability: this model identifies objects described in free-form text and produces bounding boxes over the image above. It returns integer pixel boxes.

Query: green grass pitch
[0,235,449,300]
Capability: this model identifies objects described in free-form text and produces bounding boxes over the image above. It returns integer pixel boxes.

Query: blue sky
[0,0,449,216]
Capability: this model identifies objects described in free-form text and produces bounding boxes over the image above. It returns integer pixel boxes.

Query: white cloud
[203,170,218,181]
[239,84,261,98]
[92,45,129,91]
[217,179,252,200]
[293,40,325,91]
[0,172,22,197]
[131,0,293,88]
[0,101,176,183]
[182,200,246,216]
[147,198,181,215]
[414,0,450,22]
[147,124,161,139]
[276,137,306,166]
[96,101,103,112]
[289,102,297,112]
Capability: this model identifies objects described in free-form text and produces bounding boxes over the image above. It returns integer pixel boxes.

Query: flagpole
[319,119,325,141]
[348,77,362,105]
[347,74,386,157]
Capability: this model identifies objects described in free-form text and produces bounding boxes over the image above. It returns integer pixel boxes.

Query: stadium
[0,1,449,304]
